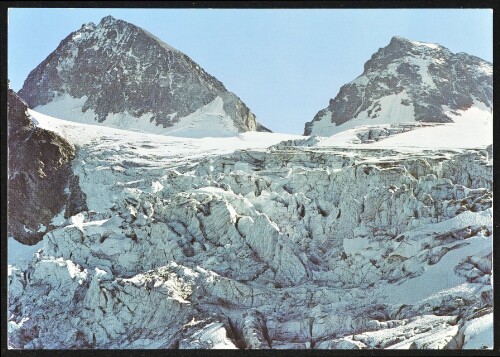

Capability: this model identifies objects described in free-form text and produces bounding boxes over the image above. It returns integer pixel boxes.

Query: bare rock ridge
[305,36,492,136]
[7,88,86,245]
[18,15,269,135]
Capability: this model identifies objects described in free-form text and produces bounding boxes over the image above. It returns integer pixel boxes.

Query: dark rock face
[305,36,492,135]
[19,15,266,133]
[7,88,86,244]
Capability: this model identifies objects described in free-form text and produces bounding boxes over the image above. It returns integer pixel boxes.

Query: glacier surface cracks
[8,131,493,349]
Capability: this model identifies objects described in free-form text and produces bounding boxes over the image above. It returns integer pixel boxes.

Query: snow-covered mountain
[8,32,493,350]
[18,15,269,137]
[304,36,492,136]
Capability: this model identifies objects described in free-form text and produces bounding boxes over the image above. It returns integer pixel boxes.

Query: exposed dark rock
[7,88,85,244]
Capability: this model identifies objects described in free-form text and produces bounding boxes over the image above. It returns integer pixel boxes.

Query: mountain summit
[19,15,269,137]
[304,36,492,136]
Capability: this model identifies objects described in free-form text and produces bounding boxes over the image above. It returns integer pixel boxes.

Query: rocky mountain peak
[305,37,492,136]
[363,36,452,75]
[389,35,440,48]
[99,14,119,25]
[18,16,269,136]
[79,21,96,31]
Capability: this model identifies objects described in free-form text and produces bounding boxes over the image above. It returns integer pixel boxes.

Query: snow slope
[311,92,416,136]
[370,105,492,149]
[33,95,253,138]
[315,105,492,150]
[30,108,300,151]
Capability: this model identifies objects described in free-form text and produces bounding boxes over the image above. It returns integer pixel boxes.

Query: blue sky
[8,8,492,134]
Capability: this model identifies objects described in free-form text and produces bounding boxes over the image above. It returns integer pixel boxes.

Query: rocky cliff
[7,88,85,245]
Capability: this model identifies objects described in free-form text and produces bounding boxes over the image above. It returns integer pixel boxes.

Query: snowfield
[33,94,256,138]
[316,104,492,150]
[8,109,493,350]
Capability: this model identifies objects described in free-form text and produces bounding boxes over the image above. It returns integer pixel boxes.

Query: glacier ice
[7,111,493,350]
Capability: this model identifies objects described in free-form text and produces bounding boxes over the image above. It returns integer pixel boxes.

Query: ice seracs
[8,107,493,349]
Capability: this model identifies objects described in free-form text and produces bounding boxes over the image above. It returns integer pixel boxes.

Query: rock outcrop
[7,88,84,245]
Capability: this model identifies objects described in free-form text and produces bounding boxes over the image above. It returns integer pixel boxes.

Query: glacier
[7,107,492,350]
